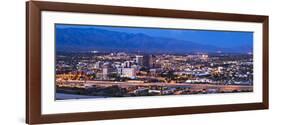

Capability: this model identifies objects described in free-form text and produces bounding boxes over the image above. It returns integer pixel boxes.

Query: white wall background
[0,0,279,124]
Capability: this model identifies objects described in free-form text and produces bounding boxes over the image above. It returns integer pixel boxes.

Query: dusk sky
[56,24,253,48]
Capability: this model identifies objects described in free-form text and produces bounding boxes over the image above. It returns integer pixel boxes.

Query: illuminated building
[120,68,136,78]
[136,55,144,66]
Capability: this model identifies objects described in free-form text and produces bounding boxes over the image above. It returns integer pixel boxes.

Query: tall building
[102,65,114,80]
[94,61,101,69]
[143,55,155,68]
[143,55,150,68]
[102,67,110,80]
[148,55,156,68]
[136,55,144,66]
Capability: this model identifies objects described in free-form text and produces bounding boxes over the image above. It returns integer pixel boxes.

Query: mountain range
[56,27,252,53]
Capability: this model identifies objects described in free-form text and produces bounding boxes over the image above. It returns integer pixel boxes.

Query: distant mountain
[56,27,250,53]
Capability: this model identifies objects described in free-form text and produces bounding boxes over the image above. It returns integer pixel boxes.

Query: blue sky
[56,24,253,48]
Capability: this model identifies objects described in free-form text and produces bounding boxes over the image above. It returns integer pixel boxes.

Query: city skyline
[55,24,253,100]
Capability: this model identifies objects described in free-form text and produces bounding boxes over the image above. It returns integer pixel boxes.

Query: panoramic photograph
[55,24,254,100]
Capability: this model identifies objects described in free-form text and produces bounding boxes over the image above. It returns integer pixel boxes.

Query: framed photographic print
[26,1,269,124]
